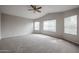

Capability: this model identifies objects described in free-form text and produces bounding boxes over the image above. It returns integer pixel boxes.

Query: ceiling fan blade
[37,7,42,9]
[29,5,42,13]
[30,5,36,9]
[36,9,41,13]
[30,5,34,8]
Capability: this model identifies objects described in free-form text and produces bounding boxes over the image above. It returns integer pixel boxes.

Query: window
[64,15,77,35]
[34,22,40,30]
[43,20,56,32]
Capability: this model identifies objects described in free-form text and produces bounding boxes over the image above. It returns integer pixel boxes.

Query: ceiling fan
[28,5,42,13]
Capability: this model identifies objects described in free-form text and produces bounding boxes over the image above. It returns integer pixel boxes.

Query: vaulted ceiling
[0,5,79,19]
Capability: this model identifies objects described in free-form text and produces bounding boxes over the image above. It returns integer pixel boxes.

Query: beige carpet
[0,34,79,53]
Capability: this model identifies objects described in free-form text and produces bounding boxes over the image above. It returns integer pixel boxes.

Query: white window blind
[64,15,77,35]
[34,22,40,30]
[43,20,56,32]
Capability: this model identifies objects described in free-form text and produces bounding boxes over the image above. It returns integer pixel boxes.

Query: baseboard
[38,33,79,46]
[62,38,79,46]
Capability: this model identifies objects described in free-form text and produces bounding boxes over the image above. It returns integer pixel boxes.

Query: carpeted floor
[0,34,79,53]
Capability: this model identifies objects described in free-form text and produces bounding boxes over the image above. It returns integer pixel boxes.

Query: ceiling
[0,5,79,19]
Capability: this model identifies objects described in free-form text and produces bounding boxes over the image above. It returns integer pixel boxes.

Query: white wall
[34,13,64,39]
[0,11,1,39]
[34,8,79,44]
[1,14,33,39]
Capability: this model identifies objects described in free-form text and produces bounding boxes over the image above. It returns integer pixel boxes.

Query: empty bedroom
[0,5,79,53]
